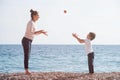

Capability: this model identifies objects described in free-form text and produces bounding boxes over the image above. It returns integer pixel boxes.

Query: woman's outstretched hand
[35,30,48,36]
[41,30,48,36]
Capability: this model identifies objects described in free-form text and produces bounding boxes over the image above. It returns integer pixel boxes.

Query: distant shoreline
[0,72,120,80]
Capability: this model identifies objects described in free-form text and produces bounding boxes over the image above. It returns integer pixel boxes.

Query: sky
[0,0,120,45]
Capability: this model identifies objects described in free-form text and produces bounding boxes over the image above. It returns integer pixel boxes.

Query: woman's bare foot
[25,69,31,75]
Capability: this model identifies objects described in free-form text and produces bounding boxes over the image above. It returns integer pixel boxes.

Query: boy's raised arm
[72,33,85,43]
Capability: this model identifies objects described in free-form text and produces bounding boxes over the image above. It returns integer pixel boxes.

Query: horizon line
[0,44,120,45]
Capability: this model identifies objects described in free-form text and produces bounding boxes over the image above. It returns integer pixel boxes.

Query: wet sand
[0,72,120,80]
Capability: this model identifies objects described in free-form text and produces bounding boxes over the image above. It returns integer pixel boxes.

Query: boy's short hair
[89,32,96,40]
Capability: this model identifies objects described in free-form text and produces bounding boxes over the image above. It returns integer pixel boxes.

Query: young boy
[72,32,96,73]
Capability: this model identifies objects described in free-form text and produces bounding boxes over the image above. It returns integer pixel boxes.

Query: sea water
[0,45,120,73]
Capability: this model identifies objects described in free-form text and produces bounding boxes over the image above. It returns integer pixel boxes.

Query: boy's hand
[72,33,85,43]
[72,33,78,38]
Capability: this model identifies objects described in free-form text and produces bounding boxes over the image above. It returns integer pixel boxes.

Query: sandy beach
[0,72,120,80]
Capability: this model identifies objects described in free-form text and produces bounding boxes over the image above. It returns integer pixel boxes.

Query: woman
[22,9,47,75]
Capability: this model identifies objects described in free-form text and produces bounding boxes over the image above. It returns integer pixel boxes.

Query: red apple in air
[64,10,67,14]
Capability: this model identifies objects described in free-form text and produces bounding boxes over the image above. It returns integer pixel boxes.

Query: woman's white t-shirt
[84,38,93,55]
[24,20,36,40]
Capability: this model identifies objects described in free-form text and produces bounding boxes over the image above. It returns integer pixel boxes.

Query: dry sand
[0,72,120,80]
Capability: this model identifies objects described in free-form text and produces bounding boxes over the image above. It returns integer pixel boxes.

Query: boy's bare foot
[25,69,31,75]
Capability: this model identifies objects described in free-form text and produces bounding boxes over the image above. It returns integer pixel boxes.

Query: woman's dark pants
[22,37,32,69]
